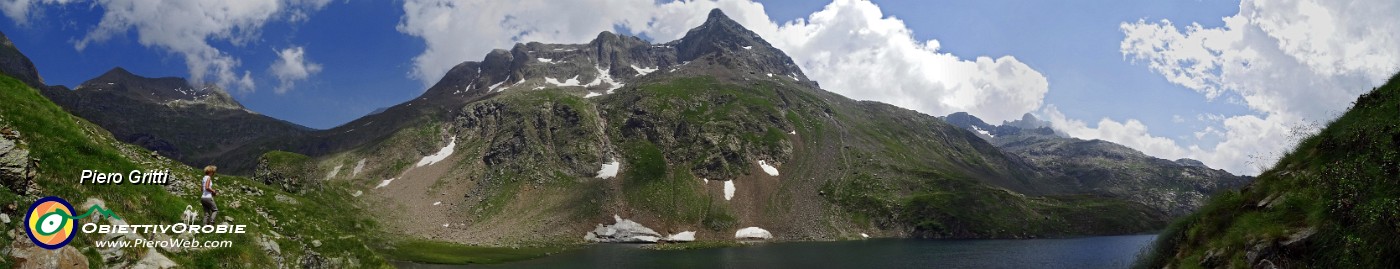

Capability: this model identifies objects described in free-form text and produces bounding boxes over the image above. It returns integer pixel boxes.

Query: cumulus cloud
[0,0,79,24]
[397,0,1048,123]
[269,46,322,94]
[1050,0,1400,175]
[5,0,335,93]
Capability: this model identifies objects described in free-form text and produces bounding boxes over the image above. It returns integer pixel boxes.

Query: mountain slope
[943,112,1252,216]
[38,67,312,174]
[305,9,1174,250]
[1137,73,1400,268]
[0,73,387,268]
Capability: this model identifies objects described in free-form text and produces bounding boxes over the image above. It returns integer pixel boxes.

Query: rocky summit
[288,9,1185,245]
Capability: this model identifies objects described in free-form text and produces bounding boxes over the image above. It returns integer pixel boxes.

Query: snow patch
[584,66,624,92]
[442,223,449,227]
[724,180,736,201]
[485,81,506,92]
[545,76,583,87]
[758,160,780,176]
[350,158,366,177]
[735,227,772,240]
[352,159,366,177]
[584,92,602,98]
[788,130,796,135]
[665,231,696,242]
[596,159,621,179]
[433,201,442,206]
[861,233,870,238]
[536,58,553,63]
[415,137,456,167]
[971,126,994,138]
[630,65,657,76]
[324,165,343,181]
[742,46,753,50]
[766,73,773,77]
[375,178,396,189]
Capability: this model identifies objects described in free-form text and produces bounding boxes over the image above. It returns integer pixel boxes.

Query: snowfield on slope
[596,159,621,179]
[724,180,736,200]
[758,160,779,176]
[415,137,456,167]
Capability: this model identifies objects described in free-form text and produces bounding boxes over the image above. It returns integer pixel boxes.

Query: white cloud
[0,0,78,25]
[1042,106,1297,175]
[7,0,335,93]
[1058,0,1400,175]
[397,0,1048,123]
[269,46,323,94]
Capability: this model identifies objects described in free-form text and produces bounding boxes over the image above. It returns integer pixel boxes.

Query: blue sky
[3,0,1396,175]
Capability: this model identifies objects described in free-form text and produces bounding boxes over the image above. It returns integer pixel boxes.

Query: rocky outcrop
[0,125,36,195]
[584,215,663,243]
[0,31,44,87]
[254,151,322,194]
[3,229,87,269]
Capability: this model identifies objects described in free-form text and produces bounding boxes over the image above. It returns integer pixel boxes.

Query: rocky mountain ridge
[35,65,312,174]
[943,112,1252,216]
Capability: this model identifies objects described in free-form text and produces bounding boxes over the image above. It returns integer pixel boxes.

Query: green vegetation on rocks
[1137,73,1400,268]
[0,74,390,268]
[254,150,322,194]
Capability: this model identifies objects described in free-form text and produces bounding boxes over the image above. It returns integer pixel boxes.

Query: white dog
[182,205,199,224]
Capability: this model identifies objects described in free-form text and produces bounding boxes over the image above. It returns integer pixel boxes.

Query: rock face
[584,215,664,243]
[0,31,44,87]
[0,124,35,195]
[943,112,1252,216]
[734,227,772,240]
[4,241,87,269]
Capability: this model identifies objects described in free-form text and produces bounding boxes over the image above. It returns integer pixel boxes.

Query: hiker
[201,165,220,225]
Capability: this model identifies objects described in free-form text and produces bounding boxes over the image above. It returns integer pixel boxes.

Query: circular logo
[24,196,77,250]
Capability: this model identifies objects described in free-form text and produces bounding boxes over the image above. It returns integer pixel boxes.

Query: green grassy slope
[1137,73,1400,268]
[0,74,389,268]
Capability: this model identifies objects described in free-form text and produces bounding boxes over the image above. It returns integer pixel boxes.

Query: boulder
[131,247,177,269]
[299,250,328,269]
[734,227,772,240]
[584,215,663,243]
[5,227,87,269]
[0,133,35,195]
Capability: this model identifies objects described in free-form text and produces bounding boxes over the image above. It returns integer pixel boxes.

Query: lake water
[395,234,1157,269]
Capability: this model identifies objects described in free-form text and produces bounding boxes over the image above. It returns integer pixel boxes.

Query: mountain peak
[79,67,244,110]
[672,8,807,81]
[707,8,729,21]
[102,66,134,77]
